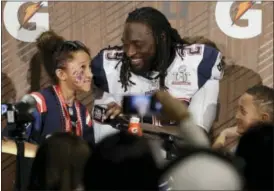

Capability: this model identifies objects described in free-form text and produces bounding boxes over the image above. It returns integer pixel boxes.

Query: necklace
[53,85,83,136]
[68,106,74,116]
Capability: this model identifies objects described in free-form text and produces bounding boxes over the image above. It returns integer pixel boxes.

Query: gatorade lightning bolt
[128,116,143,136]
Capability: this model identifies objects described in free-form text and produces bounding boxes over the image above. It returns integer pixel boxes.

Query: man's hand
[105,102,122,120]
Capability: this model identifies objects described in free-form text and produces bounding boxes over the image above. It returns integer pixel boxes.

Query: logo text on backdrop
[215,1,262,39]
[3,1,49,42]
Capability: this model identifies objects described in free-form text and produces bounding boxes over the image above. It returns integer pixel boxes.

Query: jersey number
[217,61,224,72]
[179,45,202,57]
[105,51,123,60]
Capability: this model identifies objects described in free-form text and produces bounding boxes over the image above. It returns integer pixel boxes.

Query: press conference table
[141,123,180,138]
[1,123,180,158]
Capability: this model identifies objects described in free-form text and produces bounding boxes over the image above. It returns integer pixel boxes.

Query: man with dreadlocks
[91,7,224,143]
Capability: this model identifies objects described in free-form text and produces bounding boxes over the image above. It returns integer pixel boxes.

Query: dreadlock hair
[36,30,90,84]
[118,8,225,92]
[118,7,189,92]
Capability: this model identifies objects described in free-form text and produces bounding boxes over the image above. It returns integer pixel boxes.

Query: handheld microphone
[93,105,129,131]
[93,105,144,137]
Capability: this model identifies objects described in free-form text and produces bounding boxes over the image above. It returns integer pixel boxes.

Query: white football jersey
[92,44,223,143]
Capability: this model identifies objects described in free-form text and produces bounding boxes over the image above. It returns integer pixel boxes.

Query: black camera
[1,94,37,139]
[2,103,34,125]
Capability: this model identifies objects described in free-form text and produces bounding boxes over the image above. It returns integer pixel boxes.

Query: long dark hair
[36,30,90,84]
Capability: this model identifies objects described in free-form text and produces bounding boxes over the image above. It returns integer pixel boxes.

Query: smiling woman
[2,30,95,190]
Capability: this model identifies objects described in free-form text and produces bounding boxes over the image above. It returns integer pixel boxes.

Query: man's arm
[188,44,224,133]
[91,50,109,93]
[188,79,220,133]
[91,50,122,118]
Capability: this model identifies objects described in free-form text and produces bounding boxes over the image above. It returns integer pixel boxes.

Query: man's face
[122,22,156,75]
[235,93,261,134]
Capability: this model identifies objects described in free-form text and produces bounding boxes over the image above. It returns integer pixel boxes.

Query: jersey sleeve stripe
[197,46,219,88]
[177,97,190,102]
[30,92,47,113]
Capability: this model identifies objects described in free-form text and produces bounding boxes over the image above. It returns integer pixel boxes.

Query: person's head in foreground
[235,122,273,191]
[160,148,243,190]
[83,131,161,190]
[36,30,92,93]
[28,132,90,191]
[235,85,274,134]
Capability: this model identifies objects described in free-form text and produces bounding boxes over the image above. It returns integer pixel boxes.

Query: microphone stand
[104,113,179,161]
[3,97,36,191]
[164,135,177,160]
[115,120,178,161]
[8,123,26,191]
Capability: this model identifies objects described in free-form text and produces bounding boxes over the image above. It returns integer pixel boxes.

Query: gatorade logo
[130,127,138,134]
[3,1,49,42]
[215,1,262,39]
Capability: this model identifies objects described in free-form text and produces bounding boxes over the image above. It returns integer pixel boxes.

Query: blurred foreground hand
[154,91,210,147]
[154,90,190,122]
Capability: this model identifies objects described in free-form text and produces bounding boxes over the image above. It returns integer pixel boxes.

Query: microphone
[93,105,144,137]
[93,105,176,138]
[93,105,129,131]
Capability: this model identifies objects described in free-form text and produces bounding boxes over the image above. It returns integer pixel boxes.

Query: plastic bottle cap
[130,116,140,123]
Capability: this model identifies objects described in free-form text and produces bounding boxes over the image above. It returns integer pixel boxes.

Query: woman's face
[61,50,92,92]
